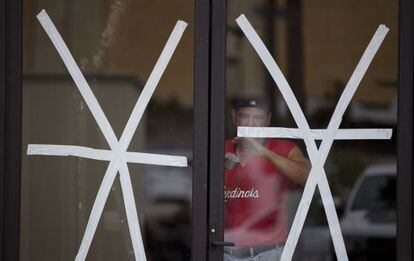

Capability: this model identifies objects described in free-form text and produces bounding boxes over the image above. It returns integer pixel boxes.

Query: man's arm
[265,145,310,185]
[240,138,310,185]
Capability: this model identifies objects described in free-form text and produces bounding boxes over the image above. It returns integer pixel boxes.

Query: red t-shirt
[224,139,296,246]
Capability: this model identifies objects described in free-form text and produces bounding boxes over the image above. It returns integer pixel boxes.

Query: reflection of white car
[340,163,396,260]
[142,150,192,203]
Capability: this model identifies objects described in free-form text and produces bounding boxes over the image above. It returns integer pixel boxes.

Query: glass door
[212,0,399,260]
[21,1,194,260]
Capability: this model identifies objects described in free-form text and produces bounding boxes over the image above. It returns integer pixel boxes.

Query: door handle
[211,241,235,247]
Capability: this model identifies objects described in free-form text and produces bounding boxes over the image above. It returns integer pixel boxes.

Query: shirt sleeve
[274,139,296,157]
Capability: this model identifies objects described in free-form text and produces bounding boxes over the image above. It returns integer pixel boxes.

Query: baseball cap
[231,97,271,112]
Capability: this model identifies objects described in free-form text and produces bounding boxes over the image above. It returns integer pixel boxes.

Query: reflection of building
[23,0,194,107]
[24,0,397,109]
[304,0,398,105]
[226,0,397,110]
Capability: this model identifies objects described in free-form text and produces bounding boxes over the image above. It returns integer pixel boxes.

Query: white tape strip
[37,10,118,149]
[28,144,188,167]
[236,14,388,261]
[235,15,316,152]
[27,144,113,161]
[125,152,187,167]
[117,20,187,151]
[238,127,393,140]
[119,162,146,261]
[75,159,124,261]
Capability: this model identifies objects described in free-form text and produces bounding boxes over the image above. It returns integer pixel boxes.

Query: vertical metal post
[397,0,414,259]
[209,0,226,260]
[1,0,22,260]
[0,0,5,257]
[193,0,211,260]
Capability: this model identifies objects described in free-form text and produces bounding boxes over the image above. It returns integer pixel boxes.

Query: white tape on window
[28,144,188,167]
[27,144,114,161]
[238,127,392,140]
[236,14,389,261]
[29,10,188,261]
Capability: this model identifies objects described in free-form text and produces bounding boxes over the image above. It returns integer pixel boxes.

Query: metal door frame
[207,0,414,260]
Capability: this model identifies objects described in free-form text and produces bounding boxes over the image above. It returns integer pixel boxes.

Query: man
[224,98,310,260]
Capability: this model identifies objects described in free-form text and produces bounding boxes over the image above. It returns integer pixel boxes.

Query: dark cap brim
[232,98,270,112]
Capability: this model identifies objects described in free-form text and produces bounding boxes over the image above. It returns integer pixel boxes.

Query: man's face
[232,107,271,127]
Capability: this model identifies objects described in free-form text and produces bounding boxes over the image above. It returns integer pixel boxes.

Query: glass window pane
[22,1,194,260]
[225,1,397,260]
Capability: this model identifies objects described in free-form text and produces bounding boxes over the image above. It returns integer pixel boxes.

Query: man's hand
[233,138,269,157]
[234,138,310,185]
